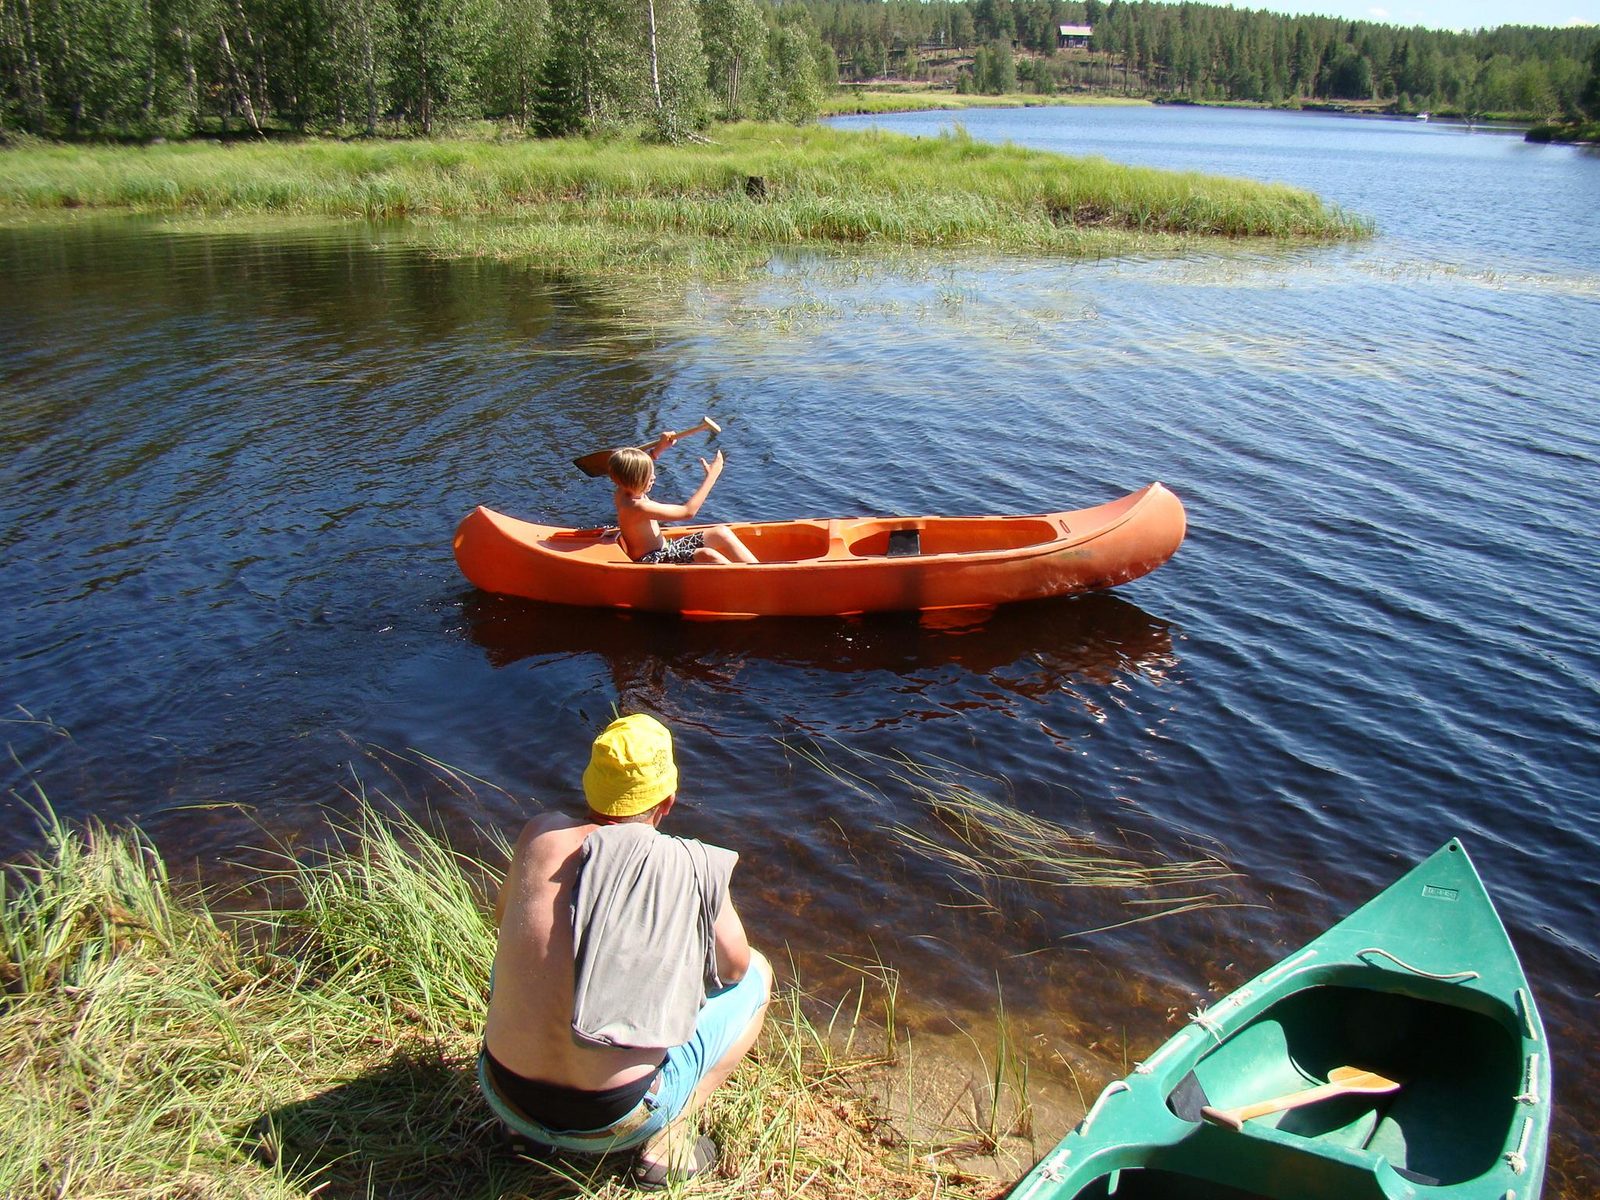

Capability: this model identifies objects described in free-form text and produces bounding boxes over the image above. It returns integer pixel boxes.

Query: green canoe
[1010,840,1550,1200]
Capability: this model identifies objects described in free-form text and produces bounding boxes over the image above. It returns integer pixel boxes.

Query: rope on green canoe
[1356,946,1480,981]
[1178,949,1320,1049]
[1516,987,1539,1040]
[1506,1114,1533,1174]
[1189,993,1250,1041]
[1515,1052,1541,1106]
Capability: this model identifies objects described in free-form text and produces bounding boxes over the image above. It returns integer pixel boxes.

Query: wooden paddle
[572,415,721,477]
[1200,1066,1400,1132]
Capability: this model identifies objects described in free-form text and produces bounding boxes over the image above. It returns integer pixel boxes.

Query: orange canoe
[453,482,1186,618]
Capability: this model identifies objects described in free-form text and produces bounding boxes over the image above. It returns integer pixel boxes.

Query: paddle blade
[572,449,616,477]
[1325,1067,1402,1094]
[1200,1067,1400,1131]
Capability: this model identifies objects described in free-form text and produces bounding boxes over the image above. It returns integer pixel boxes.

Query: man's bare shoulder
[517,809,584,835]
[511,810,594,866]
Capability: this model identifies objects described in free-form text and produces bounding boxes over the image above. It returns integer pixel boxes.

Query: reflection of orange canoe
[453,483,1185,618]
[457,590,1176,683]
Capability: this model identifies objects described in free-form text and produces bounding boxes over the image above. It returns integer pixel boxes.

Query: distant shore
[817,84,1600,148]
[820,84,1566,131]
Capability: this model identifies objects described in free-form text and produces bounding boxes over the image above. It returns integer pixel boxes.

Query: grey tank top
[569,823,737,1049]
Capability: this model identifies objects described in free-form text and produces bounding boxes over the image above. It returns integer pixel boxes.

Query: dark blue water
[2,106,1596,1189]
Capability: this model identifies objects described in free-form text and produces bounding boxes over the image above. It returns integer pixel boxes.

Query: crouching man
[479,713,771,1189]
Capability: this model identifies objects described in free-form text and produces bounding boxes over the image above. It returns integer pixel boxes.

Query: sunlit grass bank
[0,801,995,1200]
[0,123,1371,276]
[820,90,1151,116]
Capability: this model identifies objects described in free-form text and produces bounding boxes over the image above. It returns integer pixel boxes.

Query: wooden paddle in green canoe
[1009,839,1550,1200]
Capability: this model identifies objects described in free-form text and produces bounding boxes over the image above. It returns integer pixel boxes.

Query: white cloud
[1368,6,1392,17]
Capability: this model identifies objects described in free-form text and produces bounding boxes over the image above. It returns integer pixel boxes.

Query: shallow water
[2,106,1597,1190]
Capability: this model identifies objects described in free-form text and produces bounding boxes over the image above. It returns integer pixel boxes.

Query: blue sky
[1227,1,1600,31]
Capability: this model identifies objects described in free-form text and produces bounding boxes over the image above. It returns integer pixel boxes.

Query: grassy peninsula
[0,122,1371,277]
[0,801,1001,1200]
[819,90,1154,116]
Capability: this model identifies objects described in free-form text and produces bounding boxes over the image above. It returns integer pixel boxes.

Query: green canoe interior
[1084,982,1523,1199]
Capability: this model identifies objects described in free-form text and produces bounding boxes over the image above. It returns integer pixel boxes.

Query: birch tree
[699,0,766,119]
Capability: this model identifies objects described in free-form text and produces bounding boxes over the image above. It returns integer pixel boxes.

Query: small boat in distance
[1010,839,1551,1200]
[453,483,1185,618]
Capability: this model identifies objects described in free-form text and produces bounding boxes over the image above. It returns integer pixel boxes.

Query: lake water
[2,105,1596,1191]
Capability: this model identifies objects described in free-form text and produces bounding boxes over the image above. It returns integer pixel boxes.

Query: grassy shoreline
[0,800,1003,1199]
[0,122,1372,277]
[820,90,1153,116]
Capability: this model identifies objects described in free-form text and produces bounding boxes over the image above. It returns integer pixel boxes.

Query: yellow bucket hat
[583,714,678,817]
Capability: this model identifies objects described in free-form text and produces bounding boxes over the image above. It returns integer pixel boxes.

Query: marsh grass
[0,794,997,1200]
[0,122,1371,280]
[949,985,1034,1157]
[798,744,1240,939]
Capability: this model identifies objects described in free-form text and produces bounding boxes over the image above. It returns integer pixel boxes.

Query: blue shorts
[478,953,770,1155]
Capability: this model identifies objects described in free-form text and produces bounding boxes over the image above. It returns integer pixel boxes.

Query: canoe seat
[887,529,921,557]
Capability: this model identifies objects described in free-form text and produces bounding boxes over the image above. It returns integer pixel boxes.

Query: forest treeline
[0,0,835,138]
[815,0,1600,120]
[2,0,1598,140]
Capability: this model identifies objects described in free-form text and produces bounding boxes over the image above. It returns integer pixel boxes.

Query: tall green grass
[0,799,992,1200]
[0,122,1372,273]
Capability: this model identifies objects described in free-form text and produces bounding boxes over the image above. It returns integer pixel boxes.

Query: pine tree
[1582,39,1600,120]
[529,0,609,134]
[388,0,489,133]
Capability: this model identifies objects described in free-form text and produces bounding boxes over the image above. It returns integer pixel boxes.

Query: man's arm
[711,893,752,984]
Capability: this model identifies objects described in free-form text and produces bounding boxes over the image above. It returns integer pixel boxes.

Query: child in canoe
[608,439,758,565]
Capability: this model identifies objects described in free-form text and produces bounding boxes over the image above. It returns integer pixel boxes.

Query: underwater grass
[0,796,996,1200]
[0,122,1371,276]
[797,744,1240,940]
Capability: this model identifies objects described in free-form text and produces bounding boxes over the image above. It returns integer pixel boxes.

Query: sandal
[632,1135,719,1190]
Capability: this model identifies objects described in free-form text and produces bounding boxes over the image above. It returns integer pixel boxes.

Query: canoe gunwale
[529,487,1161,571]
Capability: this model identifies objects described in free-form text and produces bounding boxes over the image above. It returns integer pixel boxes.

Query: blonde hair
[608,447,653,492]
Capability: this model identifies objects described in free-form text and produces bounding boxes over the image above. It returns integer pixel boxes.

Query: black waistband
[482,1046,662,1131]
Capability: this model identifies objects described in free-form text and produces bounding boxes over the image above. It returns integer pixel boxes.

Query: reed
[0,122,1372,276]
[0,798,993,1200]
